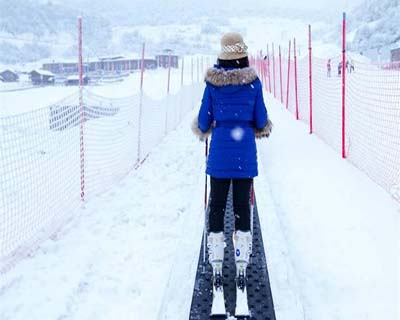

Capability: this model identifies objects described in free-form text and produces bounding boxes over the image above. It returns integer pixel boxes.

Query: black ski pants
[208,177,253,233]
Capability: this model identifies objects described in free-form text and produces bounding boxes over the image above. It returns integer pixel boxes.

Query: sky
[277,0,365,11]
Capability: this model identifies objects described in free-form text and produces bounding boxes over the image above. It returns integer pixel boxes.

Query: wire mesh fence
[0,79,204,273]
[256,36,400,203]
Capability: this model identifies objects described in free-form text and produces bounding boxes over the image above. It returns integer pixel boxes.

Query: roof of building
[30,69,55,76]
[0,69,18,75]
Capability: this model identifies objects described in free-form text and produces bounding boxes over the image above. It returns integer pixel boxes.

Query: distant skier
[192,32,272,316]
[327,59,331,77]
[350,59,355,73]
[338,61,343,76]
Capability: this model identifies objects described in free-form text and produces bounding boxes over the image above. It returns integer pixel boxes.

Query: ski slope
[0,93,399,320]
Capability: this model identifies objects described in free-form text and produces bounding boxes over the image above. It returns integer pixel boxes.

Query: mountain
[349,0,400,60]
[0,0,112,64]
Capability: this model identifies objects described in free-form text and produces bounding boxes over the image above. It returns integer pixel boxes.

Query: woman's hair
[217,56,249,69]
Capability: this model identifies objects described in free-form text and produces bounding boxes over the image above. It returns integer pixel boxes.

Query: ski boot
[233,230,252,317]
[207,232,226,316]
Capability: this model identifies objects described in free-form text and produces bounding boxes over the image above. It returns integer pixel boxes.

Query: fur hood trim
[205,67,258,86]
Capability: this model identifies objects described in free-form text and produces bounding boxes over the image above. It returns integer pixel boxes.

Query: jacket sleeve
[197,85,213,132]
[253,81,268,130]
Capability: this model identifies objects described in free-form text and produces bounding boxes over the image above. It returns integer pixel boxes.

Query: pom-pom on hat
[218,32,248,60]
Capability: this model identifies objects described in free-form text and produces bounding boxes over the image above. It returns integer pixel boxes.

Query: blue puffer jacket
[196,66,268,178]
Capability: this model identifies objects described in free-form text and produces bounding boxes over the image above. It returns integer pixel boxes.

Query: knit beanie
[218,32,248,60]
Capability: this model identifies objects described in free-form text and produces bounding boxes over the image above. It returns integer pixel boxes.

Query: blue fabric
[197,69,268,178]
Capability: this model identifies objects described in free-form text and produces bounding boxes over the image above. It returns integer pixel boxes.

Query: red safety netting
[256,46,400,202]
[0,76,204,272]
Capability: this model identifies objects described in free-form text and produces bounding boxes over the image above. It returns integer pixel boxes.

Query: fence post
[165,51,171,134]
[167,51,171,94]
[78,16,85,201]
[286,40,291,109]
[181,56,184,86]
[294,38,299,120]
[279,45,283,104]
[197,56,200,83]
[191,56,194,83]
[342,13,347,158]
[137,42,145,165]
[267,44,271,94]
[272,43,276,98]
[308,25,313,134]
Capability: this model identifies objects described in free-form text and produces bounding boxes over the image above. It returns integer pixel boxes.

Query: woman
[192,32,272,293]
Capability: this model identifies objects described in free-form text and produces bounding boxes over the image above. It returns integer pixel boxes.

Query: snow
[1,86,399,319]
[258,96,400,320]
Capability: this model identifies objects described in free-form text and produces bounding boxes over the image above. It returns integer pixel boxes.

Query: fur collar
[205,67,258,86]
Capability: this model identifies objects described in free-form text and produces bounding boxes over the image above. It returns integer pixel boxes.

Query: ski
[235,265,250,318]
[210,269,226,317]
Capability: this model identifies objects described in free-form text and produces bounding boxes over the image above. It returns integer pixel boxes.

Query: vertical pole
[165,51,171,134]
[202,138,209,273]
[250,182,255,237]
[294,38,299,120]
[167,51,171,94]
[286,40,291,109]
[78,16,85,201]
[279,45,283,104]
[137,42,145,164]
[267,44,271,94]
[180,56,184,86]
[140,43,145,91]
[197,56,200,83]
[191,56,194,83]
[342,13,347,158]
[272,43,276,98]
[201,56,204,77]
[308,25,313,134]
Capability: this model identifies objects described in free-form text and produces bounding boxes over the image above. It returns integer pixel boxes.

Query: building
[65,75,90,86]
[43,62,90,74]
[30,70,55,85]
[156,54,179,68]
[390,48,400,62]
[42,55,163,75]
[0,70,19,82]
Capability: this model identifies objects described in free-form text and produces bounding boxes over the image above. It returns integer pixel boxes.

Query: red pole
[342,13,347,158]
[279,45,283,104]
[267,44,271,94]
[78,16,85,201]
[308,25,313,134]
[272,43,276,98]
[286,40,291,109]
[78,17,83,87]
[294,38,299,120]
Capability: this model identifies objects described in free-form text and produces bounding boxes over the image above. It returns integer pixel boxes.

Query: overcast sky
[274,0,365,11]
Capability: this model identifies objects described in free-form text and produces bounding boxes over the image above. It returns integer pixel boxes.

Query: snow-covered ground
[1,92,398,319]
